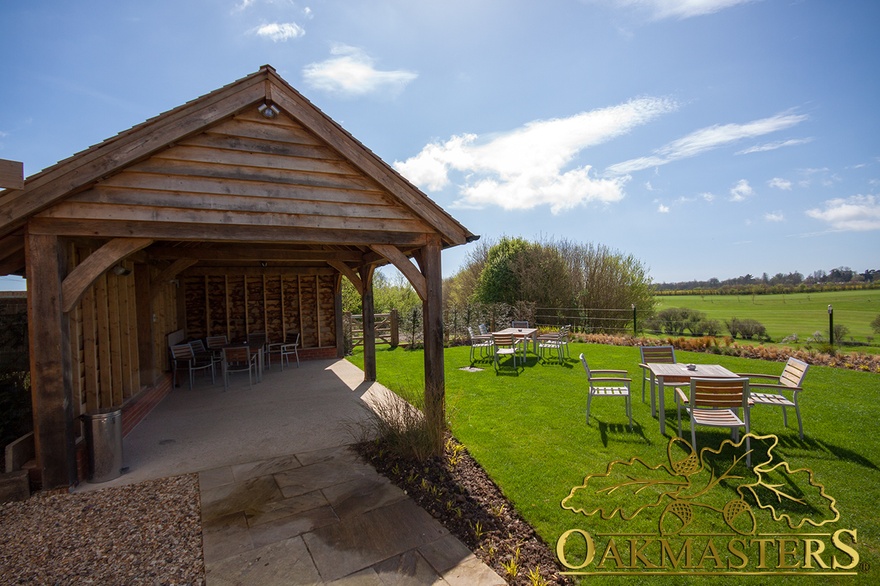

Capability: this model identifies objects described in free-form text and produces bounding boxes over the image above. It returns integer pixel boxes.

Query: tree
[444,239,490,306]
[473,237,531,304]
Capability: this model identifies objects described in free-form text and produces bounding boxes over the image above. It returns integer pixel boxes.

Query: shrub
[725,317,769,341]
[346,378,440,460]
[871,314,880,335]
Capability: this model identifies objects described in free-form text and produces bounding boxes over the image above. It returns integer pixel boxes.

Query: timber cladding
[68,243,179,428]
[183,273,336,348]
[37,108,434,241]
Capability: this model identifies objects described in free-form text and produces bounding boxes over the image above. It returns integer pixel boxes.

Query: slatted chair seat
[738,357,809,439]
[677,377,751,467]
[580,353,632,430]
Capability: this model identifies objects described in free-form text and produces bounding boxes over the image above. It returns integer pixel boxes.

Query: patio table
[646,362,739,435]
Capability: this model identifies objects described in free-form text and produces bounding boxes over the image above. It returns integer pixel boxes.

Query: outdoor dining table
[646,362,740,435]
[493,327,538,360]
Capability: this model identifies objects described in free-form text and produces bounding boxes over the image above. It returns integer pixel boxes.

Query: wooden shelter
[0,65,476,489]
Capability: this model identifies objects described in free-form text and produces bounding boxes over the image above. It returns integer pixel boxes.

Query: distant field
[654,289,880,351]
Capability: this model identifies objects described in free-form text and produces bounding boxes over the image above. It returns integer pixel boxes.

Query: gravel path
[0,475,205,585]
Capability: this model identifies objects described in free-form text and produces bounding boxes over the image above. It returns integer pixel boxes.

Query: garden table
[646,362,739,435]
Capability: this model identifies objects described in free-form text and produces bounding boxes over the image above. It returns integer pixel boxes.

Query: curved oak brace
[328,260,363,296]
[61,238,153,312]
[369,244,427,302]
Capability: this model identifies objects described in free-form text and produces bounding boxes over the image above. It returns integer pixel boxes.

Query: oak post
[334,274,345,358]
[421,237,445,454]
[25,231,77,488]
[360,265,376,382]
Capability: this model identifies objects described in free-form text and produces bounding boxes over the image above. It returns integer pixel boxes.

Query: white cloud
[701,192,715,202]
[606,112,807,175]
[609,0,760,20]
[736,137,812,155]
[764,211,784,222]
[253,22,305,41]
[303,45,417,97]
[806,195,880,231]
[658,203,670,213]
[394,97,678,213]
[729,179,753,202]
[768,177,792,190]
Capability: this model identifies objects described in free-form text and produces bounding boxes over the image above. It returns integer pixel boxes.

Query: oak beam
[27,218,428,247]
[25,232,77,488]
[149,246,364,263]
[370,244,427,301]
[328,261,363,295]
[61,238,153,312]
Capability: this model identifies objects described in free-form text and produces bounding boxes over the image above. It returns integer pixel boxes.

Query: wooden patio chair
[170,343,215,390]
[221,346,259,391]
[538,329,566,363]
[267,331,300,370]
[580,353,632,429]
[511,320,529,328]
[492,333,523,372]
[677,377,751,467]
[206,335,228,355]
[189,339,220,369]
[247,332,269,369]
[538,324,571,362]
[279,332,301,370]
[467,327,493,364]
[737,357,809,439]
[639,345,687,404]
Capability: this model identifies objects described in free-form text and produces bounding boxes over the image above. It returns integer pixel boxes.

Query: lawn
[349,343,879,584]
[655,289,880,352]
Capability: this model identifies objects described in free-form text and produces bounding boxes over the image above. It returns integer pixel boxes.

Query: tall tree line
[445,236,654,316]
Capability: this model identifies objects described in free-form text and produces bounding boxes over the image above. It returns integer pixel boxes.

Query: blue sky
[2,0,879,292]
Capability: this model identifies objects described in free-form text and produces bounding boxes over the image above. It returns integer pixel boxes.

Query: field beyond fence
[653,289,880,353]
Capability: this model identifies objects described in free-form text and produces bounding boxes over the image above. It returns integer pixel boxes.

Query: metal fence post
[828,304,834,347]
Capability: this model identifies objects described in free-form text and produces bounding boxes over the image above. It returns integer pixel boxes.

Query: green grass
[655,289,880,351]
[349,343,879,584]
